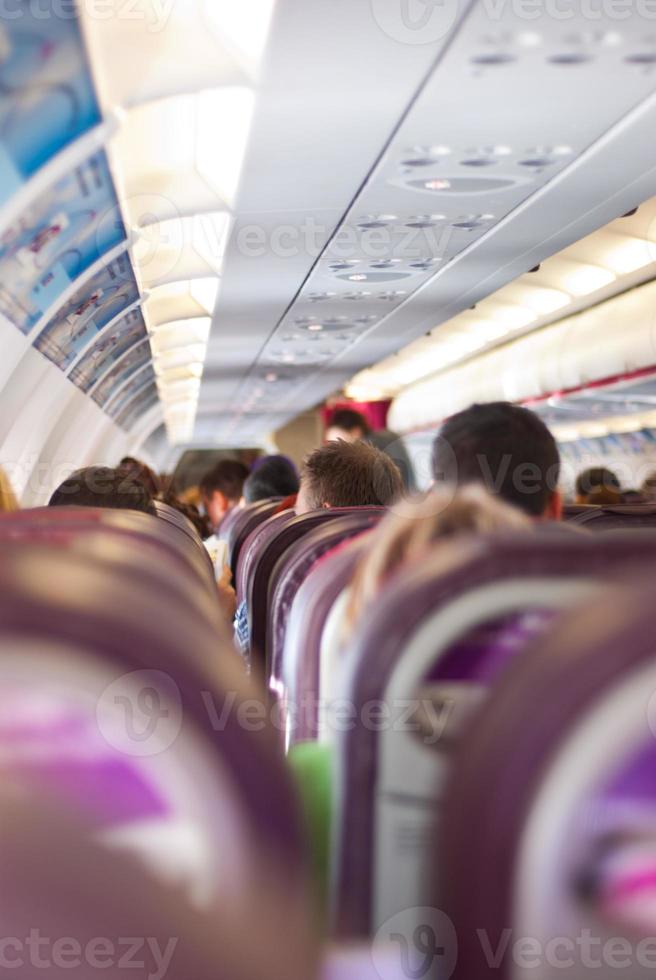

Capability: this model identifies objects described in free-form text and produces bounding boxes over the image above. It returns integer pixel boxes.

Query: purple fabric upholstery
[0,507,215,594]
[226,499,283,580]
[334,529,656,937]
[284,538,367,744]
[236,510,296,603]
[268,512,383,711]
[0,790,318,980]
[428,608,557,683]
[248,509,385,672]
[569,504,656,531]
[0,537,306,877]
[153,499,205,548]
[439,575,656,980]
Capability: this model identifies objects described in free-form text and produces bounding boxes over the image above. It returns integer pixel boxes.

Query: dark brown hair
[301,440,403,509]
[199,460,250,503]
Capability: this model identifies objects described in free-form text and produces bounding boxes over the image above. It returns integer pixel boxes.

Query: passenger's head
[326,408,371,444]
[431,401,562,520]
[295,440,404,515]
[0,467,18,512]
[118,456,160,497]
[49,466,156,515]
[243,455,299,504]
[346,486,531,638]
[199,459,249,527]
[575,467,621,505]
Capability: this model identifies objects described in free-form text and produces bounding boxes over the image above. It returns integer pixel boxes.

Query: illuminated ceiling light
[154,345,207,372]
[190,277,220,314]
[196,87,256,208]
[513,285,571,315]
[424,179,451,191]
[474,320,513,341]
[486,303,537,329]
[307,324,323,332]
[600,234,654,275]
[265,372,278,382]
[150,317,212,354]
[555,261,616,297]
[201,0,275,75]
[348,274,368,282]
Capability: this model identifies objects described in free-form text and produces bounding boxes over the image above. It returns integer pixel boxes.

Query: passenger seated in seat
[575,467,621,506]
[200,460,249,530]
[326,407,415,490]
[432,401,562,519]
[234,441,402,666]
[295,439,404,515]
[291,486,530,915]
[49,466,156,515]
[243,455,299,504]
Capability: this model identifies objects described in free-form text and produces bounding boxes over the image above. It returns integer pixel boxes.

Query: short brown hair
[300,440,403,509]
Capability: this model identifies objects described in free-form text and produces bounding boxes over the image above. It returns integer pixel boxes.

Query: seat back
[568,504,656,531]
[236,510,296,603]
[331,530,656,938]
[247,511,344,665]
[248,509,384,670]
[0,507,215,593]
[268,511,383,716]
[153,498,204,548]
[283,538,368,744]
[0,537,307,908]
[440,578,656,980]
[227,500,283,580]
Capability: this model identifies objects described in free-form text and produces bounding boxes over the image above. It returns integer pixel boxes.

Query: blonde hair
[0,468,18,512]
[344,486,530,639]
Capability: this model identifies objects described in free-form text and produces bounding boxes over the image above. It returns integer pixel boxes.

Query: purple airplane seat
[0,540,308,909]
[0,513,218,623]
[0,788,319,980]
[268,511,383,723]
[0,507,215,594]
[569,503,656,531]
[440,576,656,980]
[153,498,205,548]
[215,501,243,542]
[236,509,296,604]
[248,509,382,672]
[283,537,369,745]
[226,499,283,580]
[330,529,656,938]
